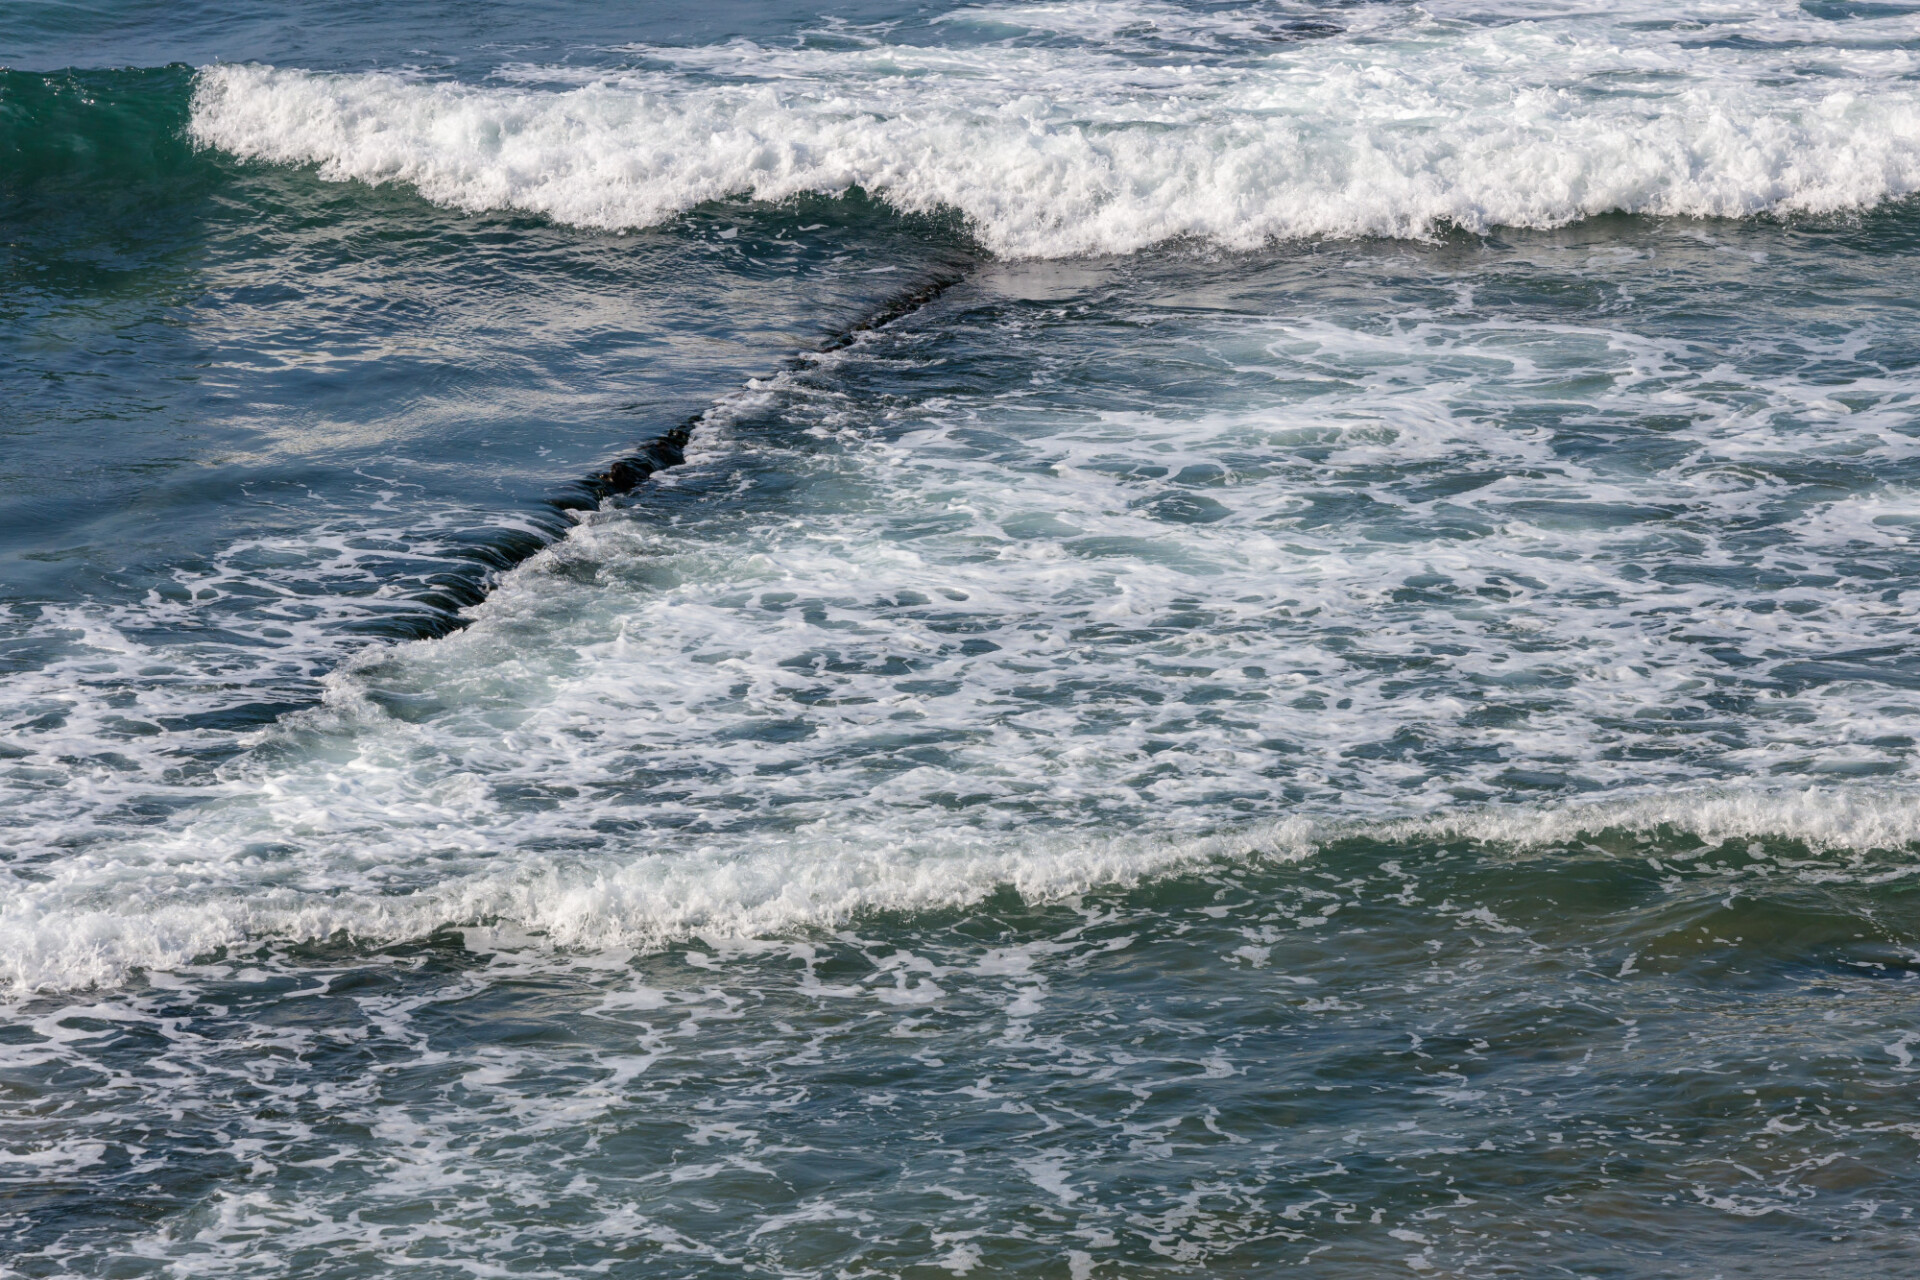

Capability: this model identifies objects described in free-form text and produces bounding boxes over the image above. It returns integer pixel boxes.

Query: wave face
[187,0,1920,255]
[0,66,201,199]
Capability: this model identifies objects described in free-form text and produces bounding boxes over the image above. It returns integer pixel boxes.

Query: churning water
[7,2,1920,1274]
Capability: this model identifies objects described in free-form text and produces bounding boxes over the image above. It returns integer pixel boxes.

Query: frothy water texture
[189,0,1920,253]
[7,0,1920,1275]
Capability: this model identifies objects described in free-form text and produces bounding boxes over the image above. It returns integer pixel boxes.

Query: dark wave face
[6,1,1920,1276]
[1,66,201,200]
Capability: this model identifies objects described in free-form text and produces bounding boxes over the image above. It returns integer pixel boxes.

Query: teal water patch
[0,65,203,204]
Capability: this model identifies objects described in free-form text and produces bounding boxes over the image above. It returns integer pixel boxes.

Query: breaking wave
[187,0,1920,255]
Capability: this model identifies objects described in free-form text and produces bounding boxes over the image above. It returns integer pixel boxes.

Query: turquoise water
[7,2,1920,1274]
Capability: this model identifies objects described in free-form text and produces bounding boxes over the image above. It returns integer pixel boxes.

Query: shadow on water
[350,254,975,643]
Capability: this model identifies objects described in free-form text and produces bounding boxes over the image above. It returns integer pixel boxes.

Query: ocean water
[7,0,1920,1274]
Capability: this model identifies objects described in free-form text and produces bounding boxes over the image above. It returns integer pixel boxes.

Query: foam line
[9,784,1919,992]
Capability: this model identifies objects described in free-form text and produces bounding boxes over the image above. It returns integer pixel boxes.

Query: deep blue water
[8,1,1920,1275]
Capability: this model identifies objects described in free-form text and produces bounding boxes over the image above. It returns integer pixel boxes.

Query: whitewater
[189,0,1920,254]
[15,283,1920,991]
[8,0,1920,1274]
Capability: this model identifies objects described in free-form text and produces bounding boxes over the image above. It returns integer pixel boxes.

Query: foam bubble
[188,1,1920,256]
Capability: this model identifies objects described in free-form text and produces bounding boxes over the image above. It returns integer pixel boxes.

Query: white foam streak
[0,811,1295,993]
[11,777,1920,992]
[1379,787,1920,862]
[188,1,1920,256]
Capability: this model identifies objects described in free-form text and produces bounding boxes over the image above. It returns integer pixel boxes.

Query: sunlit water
[6,2,1920,1275]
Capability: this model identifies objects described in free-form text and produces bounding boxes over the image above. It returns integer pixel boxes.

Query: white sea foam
[6,769,1917,993]
[0,508,552,868]
[187,0,1920,256]
[0,816,1293,993]
[11,263,1920,991]
[1375,786,1920,862]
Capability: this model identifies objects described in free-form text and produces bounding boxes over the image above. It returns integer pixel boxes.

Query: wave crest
[187,4,1920,255]
[11,785,1920,993]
